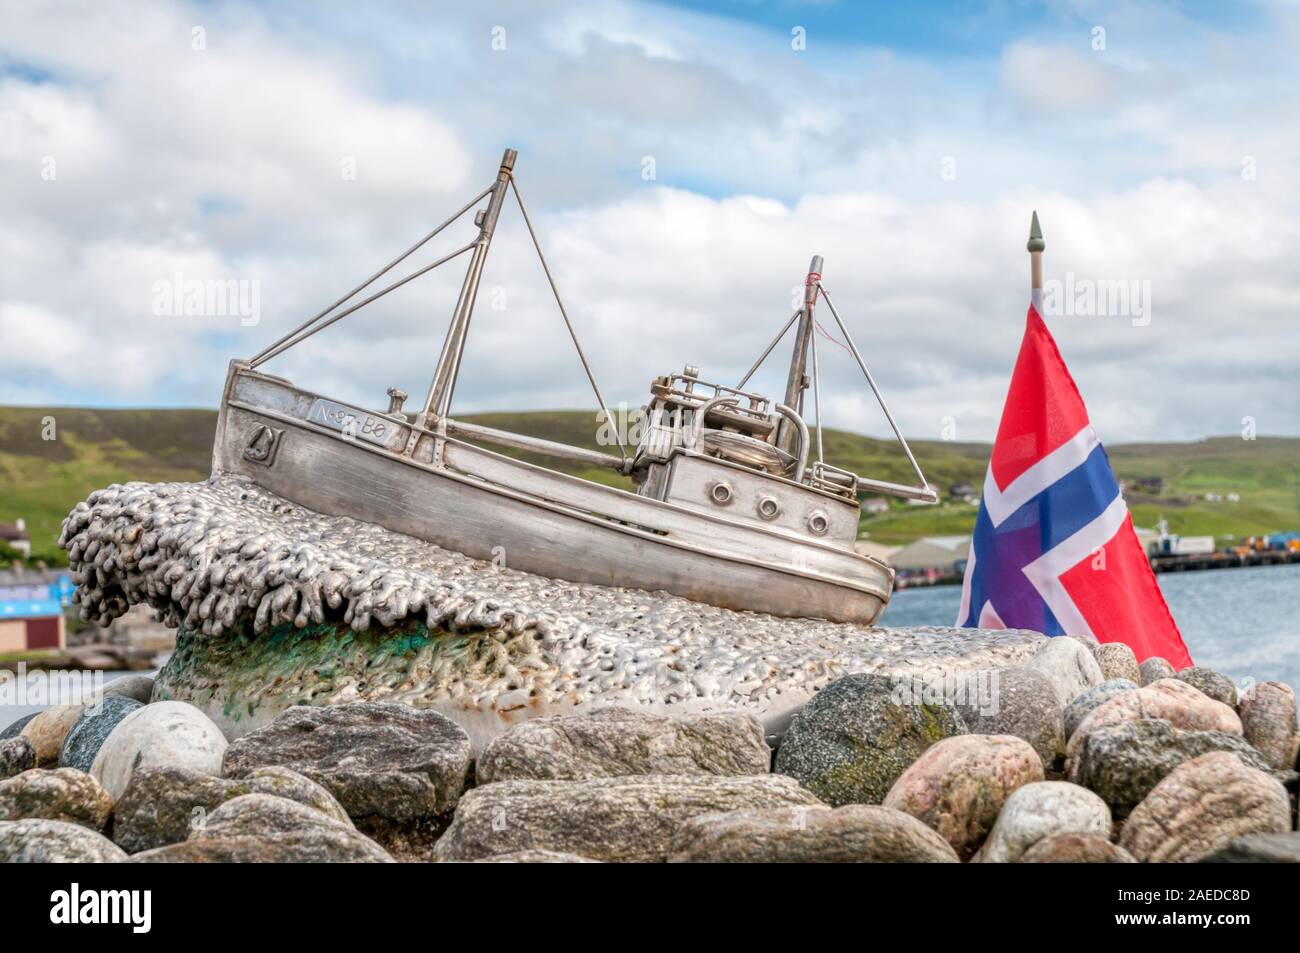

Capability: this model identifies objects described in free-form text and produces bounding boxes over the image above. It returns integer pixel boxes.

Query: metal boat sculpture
[214,149,935,625]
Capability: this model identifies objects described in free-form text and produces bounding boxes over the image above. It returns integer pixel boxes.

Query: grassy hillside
[1,406,1295,561]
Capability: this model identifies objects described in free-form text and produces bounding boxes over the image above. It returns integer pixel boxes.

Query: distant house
[0,565,69,653]
[888,536,971,571]
[0,519,31,559]
[861,498,889,515]
[948,482,975,499]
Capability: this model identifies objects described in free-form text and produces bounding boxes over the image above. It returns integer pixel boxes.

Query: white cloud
[0,0,1297,445]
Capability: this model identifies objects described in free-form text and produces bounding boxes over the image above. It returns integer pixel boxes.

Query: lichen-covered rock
[979,781,1112,864]
[1138,657,1177,686]
[1120,752,1291,863]
[112,764,351,853]
[102,674,155,704]
[949,666,1064,766]
[0,736,35,780]
[1017,832,1136,863]
[127,793,392,863]
[58,696,143,772]
[773,673,966,806]
[669,804,959,863]
[0,818,127,862]
[1093,642,1141,683]
[1176,667,1239,707]
[1065,678,1241,765]
[477,707,770,783]
[1064,679,1138,741]
[21,705,86,765]
[1029,638,1104,708]
[1238,681,1297,769]
[184,793,393,863]
[1070,719,1272,816]
[222,702,472,825]
[470,850,599,863]
[883,734,1043,859]
[432,774,822,862]
[1198,832,1300,863]
[0,712,37,740]
[90,701,228,800]
[0,768,113,830]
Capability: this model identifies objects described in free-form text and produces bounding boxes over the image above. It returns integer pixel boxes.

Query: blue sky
[1,0,1298,443]
[659,0,1268,49]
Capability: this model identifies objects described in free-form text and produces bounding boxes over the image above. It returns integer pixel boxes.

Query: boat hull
[213,364,893,624]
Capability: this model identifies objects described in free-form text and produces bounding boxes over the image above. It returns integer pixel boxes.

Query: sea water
[882,562,1300,691]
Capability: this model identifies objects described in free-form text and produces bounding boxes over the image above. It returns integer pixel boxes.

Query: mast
[778,254,822,455]
[421,148,518,422]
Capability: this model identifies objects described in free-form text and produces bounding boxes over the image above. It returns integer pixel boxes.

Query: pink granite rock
[1066,678,1241,770]
[1238,681,1298,770]
[884,734,1044,860]
[1119,752,1290,863]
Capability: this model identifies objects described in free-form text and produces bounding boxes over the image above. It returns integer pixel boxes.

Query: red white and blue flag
[956,299,1192,667]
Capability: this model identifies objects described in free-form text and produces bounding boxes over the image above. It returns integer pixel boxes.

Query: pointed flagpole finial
[1027,210,1045,252]
[1027,210,1044,295]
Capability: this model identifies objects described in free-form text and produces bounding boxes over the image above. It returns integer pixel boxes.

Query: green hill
[1,406,1295,561]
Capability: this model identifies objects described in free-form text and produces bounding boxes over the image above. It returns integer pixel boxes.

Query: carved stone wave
[61,479,1044,747]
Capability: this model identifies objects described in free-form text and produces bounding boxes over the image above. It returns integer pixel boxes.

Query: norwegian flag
[956,300,1192,668]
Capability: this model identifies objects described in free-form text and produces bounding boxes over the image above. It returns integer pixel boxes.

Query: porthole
[756,496,781,520]
[708,481,734,505]
[807,509,830,536]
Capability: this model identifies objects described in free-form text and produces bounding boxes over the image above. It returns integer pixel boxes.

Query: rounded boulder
[58,696,143,773]
[1120,751,1290,863]
[1138,657,1177,686]
[21,705,86,766]
[1017,832,1135,863]
[0,737,36,780]
[1238,681,1297,769]
[1065,678,1241,766]
[773,673,967,806]
[91,701,228,800]
[978,781,1112,864]
[950,666,1065,767]
[883,734,1044,860]
[669,804,959,863]
[0,767,113,830]
[1029,638,1104,708]
[1093,642,1140,683]
[1176,667,1239,707]
[0,818,126,862]
[1064,679,1138,741]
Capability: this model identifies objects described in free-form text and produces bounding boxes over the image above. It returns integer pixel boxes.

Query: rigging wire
[508,174,628,463]
[249,242,477,367]
[817,283,931,493]
[247,183,493,367]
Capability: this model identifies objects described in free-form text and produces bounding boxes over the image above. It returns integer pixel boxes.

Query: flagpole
[1028,210,1045,314]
